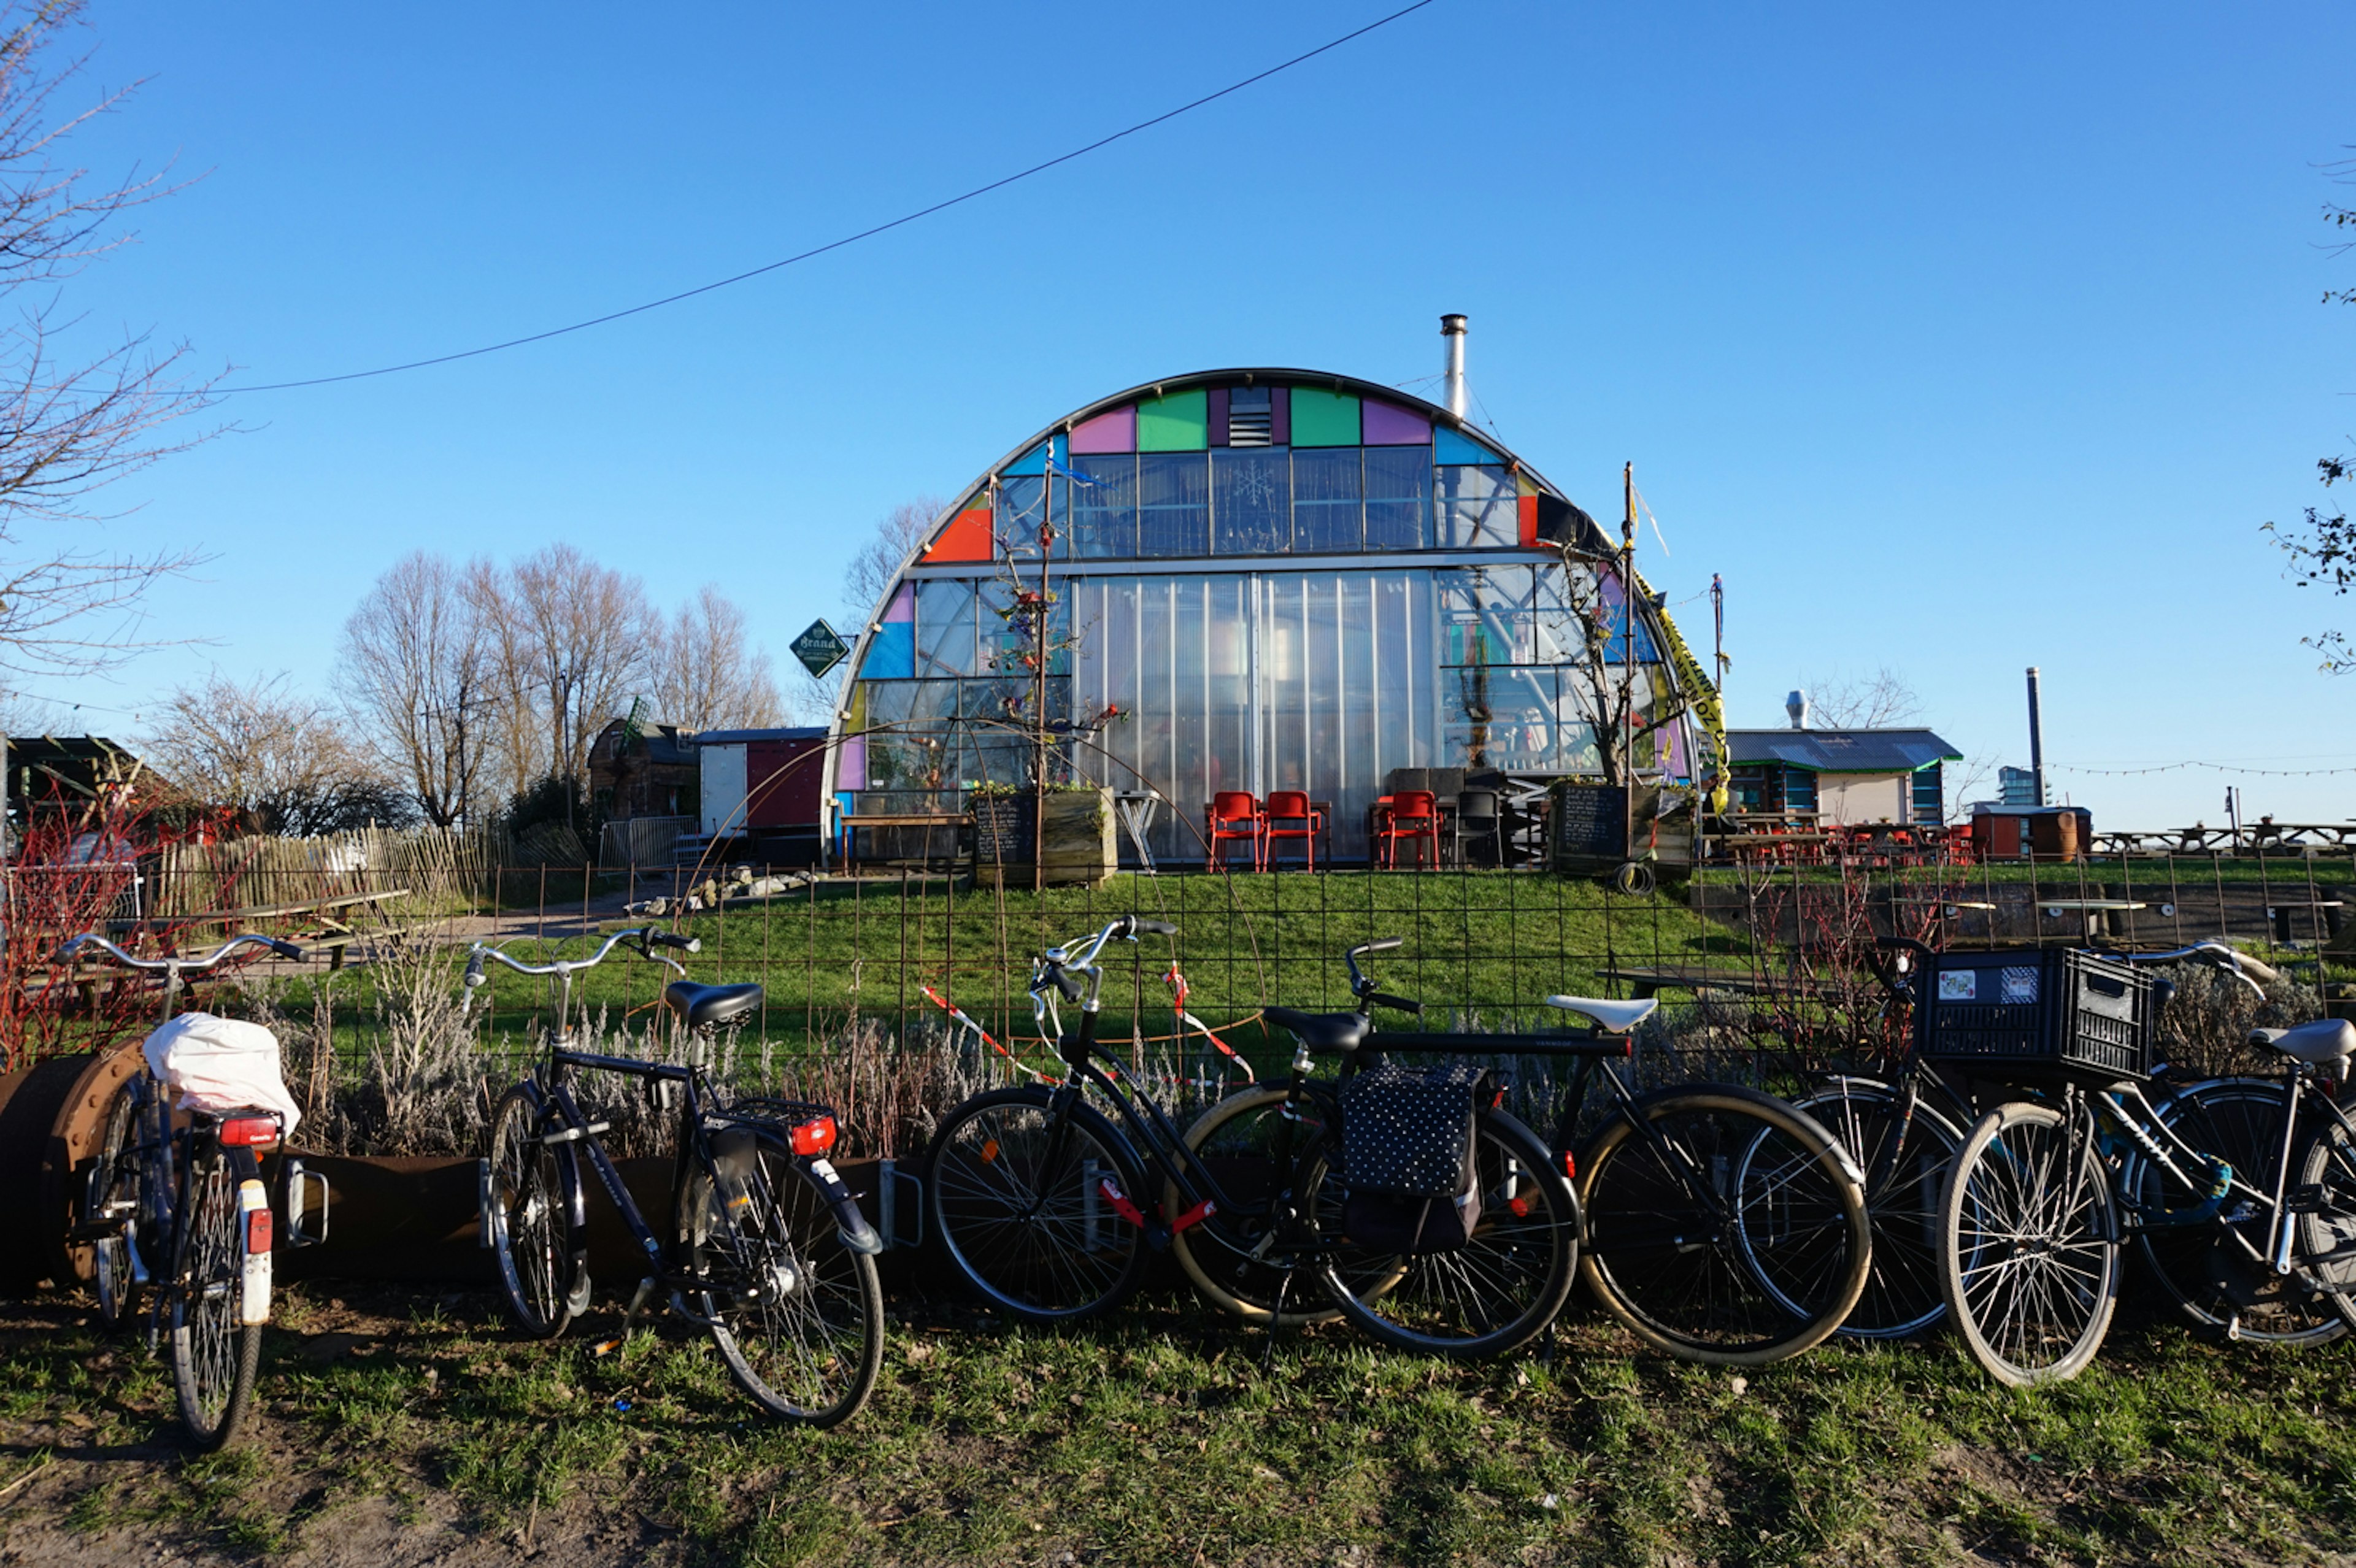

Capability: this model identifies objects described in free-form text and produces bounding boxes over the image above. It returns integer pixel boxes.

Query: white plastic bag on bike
[141,1013,302,1136]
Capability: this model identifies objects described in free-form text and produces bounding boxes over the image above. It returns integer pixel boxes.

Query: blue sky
[28,0,2356,826]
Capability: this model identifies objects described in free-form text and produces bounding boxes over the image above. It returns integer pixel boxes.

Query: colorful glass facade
[826,369,1706,862]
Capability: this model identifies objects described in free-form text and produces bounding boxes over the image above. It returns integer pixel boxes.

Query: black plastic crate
[1915,947,2155,1085]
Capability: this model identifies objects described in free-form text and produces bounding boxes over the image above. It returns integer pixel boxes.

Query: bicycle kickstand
[1260,1267,1294,1375]
[597,1277,663,1356]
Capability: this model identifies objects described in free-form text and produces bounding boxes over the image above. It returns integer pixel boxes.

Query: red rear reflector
[245,1207,272,1254]
[790,1117,837,1157]
[1561,1151,1577,1182]
[221,1117,280,1148]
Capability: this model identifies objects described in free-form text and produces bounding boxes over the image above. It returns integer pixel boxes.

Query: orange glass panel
[925,509,995,563]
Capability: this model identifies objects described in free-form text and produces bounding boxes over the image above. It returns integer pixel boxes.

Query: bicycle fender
[803,1156,886,1256]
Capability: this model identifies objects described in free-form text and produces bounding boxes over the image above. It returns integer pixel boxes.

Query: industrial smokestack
[2025,667,2048,807]
[1441,313,1468,419]
[1786,689,1809,730]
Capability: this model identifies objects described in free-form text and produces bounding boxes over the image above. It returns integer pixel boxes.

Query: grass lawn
[3,1278,2353,1566]
[417,871,1748,1059]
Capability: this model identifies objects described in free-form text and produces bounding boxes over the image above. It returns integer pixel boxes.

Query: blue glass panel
[999,434,1066,477]
[863,621,915,679]
[1212,447,1291,554]
[915,580,977,675]
[1364,447,1431,550]
[1139,452,1209,556]
[1433,426,1506,466]
[1292,448,1362,552]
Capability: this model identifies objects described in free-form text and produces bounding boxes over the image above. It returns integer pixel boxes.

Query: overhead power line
[223,1,1440,394]
[2055,759,2356,778]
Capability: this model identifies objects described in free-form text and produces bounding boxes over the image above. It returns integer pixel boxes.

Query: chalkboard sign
[972,797,1034,863]
[1552,783,1628,867]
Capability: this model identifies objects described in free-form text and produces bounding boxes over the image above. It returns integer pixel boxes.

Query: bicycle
[1920,940,2356,1385]
[925,919,1580,1359]
[470,924,885,1428]
[67,931,325,1449]
[1370,991,1875,1366]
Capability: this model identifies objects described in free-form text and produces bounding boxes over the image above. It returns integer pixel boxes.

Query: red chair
[1205,792,1265,872]
[1375,790,1441,870]
[1263,791,1324,870]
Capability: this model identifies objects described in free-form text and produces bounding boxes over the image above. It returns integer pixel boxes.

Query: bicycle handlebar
[56,931,306,970]
[464,925,699,985]
[1365,991,1422,1016]
[2093,940,2272,997]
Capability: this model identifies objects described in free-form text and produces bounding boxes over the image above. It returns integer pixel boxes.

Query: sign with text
[790,619,850,680]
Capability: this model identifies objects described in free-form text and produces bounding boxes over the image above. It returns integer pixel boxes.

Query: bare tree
[1801,666,1923,729]
[842,496,943,623]
[462,556,547,804]
[502,544,654,828]
[0,1,217,679]
[336,552,488,827]
[647,584,783,731]
[144,672,410,834]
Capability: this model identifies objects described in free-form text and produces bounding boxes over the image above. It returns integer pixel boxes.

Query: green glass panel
[1136,388,1209,452]
[1290,388,1361,447]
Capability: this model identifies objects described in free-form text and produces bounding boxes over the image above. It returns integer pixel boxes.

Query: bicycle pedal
[2287,1184,2330,1215]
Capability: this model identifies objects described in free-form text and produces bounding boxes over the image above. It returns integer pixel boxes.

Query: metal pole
[1622,463,1637,863]
[2025,666,2047,807]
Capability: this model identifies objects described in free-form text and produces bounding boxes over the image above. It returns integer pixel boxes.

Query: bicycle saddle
[1263,1005,1370,1052]
[2247,1018,2356,1064]
[1542,995,1658,1033]
[662,980,764,1030]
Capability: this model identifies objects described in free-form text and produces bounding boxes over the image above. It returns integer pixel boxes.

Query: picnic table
[1600,966,1834,999]
[839,813,972,874]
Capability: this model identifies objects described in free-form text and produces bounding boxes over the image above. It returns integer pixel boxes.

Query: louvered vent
[1228,386,1273,447]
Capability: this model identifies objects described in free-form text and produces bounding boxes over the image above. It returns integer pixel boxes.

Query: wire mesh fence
[10,841,2351,1156]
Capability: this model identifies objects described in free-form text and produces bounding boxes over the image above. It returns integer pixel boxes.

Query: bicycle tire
[1580,1085,1870,1366]
[1315,1108,1577,1360]
[2294,1108,2356,1331]
[677,1126,884,1428]
[485,1083,579,1339]
[1940,1101,2119,1387]
[928,1085,1152,1321]
[85,1082,143,1332]
[2125,1078,2346,1345]
[1168,1086,1405,1326]
[1787,1078,1964,1339]
[169,1142,262,1450]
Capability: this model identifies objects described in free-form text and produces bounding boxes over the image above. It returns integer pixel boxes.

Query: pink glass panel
[884,582,914,623]
[837,738,866,791]
[1361,399,1431,445]
[1069,406,1136,453]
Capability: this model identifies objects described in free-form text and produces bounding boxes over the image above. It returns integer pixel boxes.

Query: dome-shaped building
[825,358,1719,865]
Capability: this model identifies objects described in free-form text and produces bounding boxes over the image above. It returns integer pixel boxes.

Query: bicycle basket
[1339,1061,1485,1255]
[1915,947,2155,1086]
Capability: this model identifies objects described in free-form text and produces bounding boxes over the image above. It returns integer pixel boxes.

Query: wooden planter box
[972,788,1117,888]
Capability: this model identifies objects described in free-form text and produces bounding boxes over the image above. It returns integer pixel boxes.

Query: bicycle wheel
[485,1083,579,1339]
[1581,1085,1870,1366]
[1168,1086,1405,1326]
[1941,1101,2119,1387]
[2294,1109,2356,1330]
[2127,1078,2344,1345]
[1788,1078,1964,1339]
[1314,1109,1577,1360]
[85,1083,144,1331]
[169,1143,263,1450]
[677,1126,884,1428]
[928,1086,1152,1321]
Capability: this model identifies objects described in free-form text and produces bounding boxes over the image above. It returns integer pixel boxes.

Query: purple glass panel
[1361,399,1432,446]
[1271,386,1290,446]
[837,739,866,791]
[884,582,915,623]
[1207,386,1230,448]
[1070,406,1136,454]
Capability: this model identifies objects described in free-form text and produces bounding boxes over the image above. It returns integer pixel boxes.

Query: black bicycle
[1365,991,1875,1367]
[471,924,885,1427]
[926,920,1580,1360]
[67,931,325,1449]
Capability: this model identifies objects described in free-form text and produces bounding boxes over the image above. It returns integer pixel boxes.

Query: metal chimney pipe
[2025,666,2048,807]
[1786,689,1809,730]
[1441,313,1468,419]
